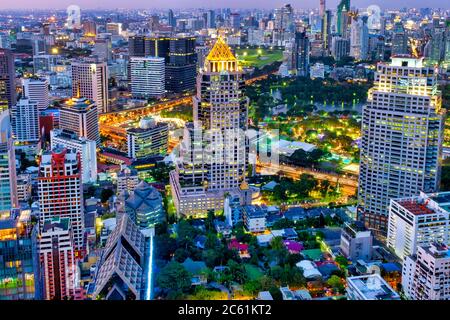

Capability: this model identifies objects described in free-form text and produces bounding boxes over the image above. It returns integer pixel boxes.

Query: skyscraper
[358,56,445,234]
[350,16,369,61]
[322,10,332,51]
[126,117,168,159]
[0,110,18,212]
[319,0,326,16]
[38,148,85,253]
[274,4,294,32]
[168,9,176,29]
[391,20,408,56]
[59,96,100,145]
[206,10,216,29]
[336,0,350,37]
[38,216,77,300]
[130,56,165,99]
[170,37,251,217]
[0,48,16,111]
[0,208,40,300]
[11,98,40,143]
[21,78,49,112]
[295,32,310,77]
[71,59,109,113]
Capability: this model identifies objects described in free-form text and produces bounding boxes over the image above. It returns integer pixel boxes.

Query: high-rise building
[82,20,97,36]
[71,60,109,113]
[206,10,216,29]
[50,129,98,184]
[38,216,77,300]
[126,117,168,159]
[387,191,450,261]
[21,78,49,112]
[336,0,350,37]
[319,0,326,16]
[168,9,176,29]
[391,20,408,56]
[402,243,450,300]
[59,96,100,145]
[350,16,369,60]
[11,98,40,143]
[92,214,146,300]
[295,32,310,77]
[331,36,350,60]
[358,56,445,234]
[274,4,294,32]
[131,36,197,93]
[0,208,40,300]
[38,148,85,253]
[130,56,165,99]
[0,48,16,111]
[148,15,160,32]
[230,13,241,30]
[0,110,18,212]
[106,23,122,36]
[322,10,332,51]
[170,37,251,217]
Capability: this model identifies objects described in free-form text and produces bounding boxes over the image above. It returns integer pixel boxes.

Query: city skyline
[0,0,449,10]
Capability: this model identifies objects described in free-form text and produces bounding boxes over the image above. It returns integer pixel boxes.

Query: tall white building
[350,16,369,60]
[387,191,450,261]
[21,78,49,112]
[130,56,165,99]
[11,98,40,143]
[170,37,251,217]
[71,60,109,113]
[59,96,100,145]
[402,243,450,300]
[358,56,445,234]
[38,147,85,253]
[50,129,98,184]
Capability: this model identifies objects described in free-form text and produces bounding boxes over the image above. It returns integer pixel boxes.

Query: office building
[387,191,450,261]
[346,274,400,300]
[59,96,100,145]
[336,0,350,37]
[358,56,445,234]
[126,117,168,159]
[295,32,310,77]
[170,37,251,217]
[117,166,139,194]
[331,36,350,61]
[0,208,40,300]
[0,48,16,110]
[402,243,450,300]
[168,9,176,29]
[129,36,197,93]
[117,181,165,230]
[350,16,369,61]
[16,174,31,203]
[340,222,373,261]
[322,10,332,51]
[38,148,85,254]
[11,98,40,143]
[21,78,49,112]
[71,60,109,113]
[38,216,77,300]
[106,23,122,36]
[391,20,408,56]
[274,4,294,32]
[0,110,18,212]
[93,214,146,300]
[50,129,98,184]
[130,56,165,99]
[206,10,216,29]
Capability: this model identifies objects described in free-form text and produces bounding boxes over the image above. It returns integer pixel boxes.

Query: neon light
[145,234,154,300]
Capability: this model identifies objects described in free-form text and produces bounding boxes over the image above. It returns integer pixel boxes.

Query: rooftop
[347,274,400,300]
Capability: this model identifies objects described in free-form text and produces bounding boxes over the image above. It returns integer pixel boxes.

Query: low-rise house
[280,286,296,300]
[228,239,250,259]
[194,235,207,249]
[182,258,208,286]
[296,260,322,280]
[257,233,274,247]
[294,289,312,300]
[257,291,274,300]
[284,207,307,221]
[284,240,304,254]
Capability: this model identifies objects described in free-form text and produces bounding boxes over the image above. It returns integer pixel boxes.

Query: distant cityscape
[0,1,449,301]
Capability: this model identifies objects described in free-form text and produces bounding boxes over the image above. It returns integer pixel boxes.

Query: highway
[256,162,358,196]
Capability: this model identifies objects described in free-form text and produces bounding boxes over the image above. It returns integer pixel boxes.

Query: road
[257,162,358,196]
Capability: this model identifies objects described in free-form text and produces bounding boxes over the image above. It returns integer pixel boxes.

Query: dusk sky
[0,0,448,10]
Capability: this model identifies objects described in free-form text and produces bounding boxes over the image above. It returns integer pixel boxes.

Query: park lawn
[235,48,283,68]
[244,264,264,281]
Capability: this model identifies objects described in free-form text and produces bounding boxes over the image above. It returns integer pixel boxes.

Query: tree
[157,261,191,294]
[270,236,285,250]
[327,275,344,293]
[155,234,177,260]
[335,255,349,269]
